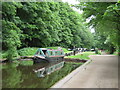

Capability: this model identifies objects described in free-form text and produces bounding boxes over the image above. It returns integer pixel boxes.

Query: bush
[95,48,98,54]
[62,48,69,53]
[3,47,19,61]
[18,47,38,56]
[2,49,19,60]
[98,50,101,55]
[1,51,8,59]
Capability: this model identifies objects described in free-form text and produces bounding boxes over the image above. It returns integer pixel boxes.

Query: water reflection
[2,61,82,88]
[2,63,23,88]
[2,62,49,88]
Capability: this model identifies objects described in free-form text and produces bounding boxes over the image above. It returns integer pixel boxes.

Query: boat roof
[40,48,48,50]
[39,48,63,51]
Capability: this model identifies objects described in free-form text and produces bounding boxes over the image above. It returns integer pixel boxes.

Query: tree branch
[114,10,120,17]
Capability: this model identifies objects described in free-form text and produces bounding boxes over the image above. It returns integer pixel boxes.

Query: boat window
[55,51,57,55]
[42,50,48,56]
[57,51,59,55]
[59,51,61,55]
[57,51,60,55]
[51,51,53,56]
[52,51,55,56]
[61,51,62,55]
[49,51,52,56]
[39,51,42,55]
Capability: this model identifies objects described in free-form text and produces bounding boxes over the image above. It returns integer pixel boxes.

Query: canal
[2,60,83,88]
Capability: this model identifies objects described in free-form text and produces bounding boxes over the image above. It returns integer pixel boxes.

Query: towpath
[52,54,118,88]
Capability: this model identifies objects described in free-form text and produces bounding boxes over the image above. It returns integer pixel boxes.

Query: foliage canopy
[2,2,94,59]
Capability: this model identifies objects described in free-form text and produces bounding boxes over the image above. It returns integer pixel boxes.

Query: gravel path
[57,55,118,88]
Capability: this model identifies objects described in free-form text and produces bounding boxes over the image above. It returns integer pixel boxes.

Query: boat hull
[33,56,64,63]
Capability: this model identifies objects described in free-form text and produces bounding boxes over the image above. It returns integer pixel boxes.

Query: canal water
[2,61,83,88]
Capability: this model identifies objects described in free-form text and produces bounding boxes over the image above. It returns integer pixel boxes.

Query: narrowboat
[33,48,64,63]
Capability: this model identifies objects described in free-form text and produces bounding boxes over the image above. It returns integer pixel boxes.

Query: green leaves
[2,2,95,60]
[78,2,120,53]
[2,20,21,48]
[2,20,21,60]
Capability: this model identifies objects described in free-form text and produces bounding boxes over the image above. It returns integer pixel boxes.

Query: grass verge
[66,52,97,60]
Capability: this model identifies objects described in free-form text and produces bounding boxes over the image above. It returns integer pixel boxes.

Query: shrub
[18,47,38,56]
[1,51,8,59]
[95,48,98,54]
[6,47,19,61]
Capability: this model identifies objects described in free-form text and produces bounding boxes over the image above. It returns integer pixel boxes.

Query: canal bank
[51,55,118,88]
[50,59,92,88]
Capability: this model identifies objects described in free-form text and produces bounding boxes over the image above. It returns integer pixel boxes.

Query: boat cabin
[35,48,64,57]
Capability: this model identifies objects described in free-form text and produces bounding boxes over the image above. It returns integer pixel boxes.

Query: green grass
[112,52,119,55]
[46,47,70,53]
[66,52,97,60]
[18,47,38,56]
[62,48,72,53]
[46,47,59,50]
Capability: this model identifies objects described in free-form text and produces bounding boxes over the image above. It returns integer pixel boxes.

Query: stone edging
[50,59,92,88]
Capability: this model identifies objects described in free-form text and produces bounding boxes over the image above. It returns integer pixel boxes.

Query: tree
[76,2,120,54]
[2,2,22,60]
[2,2,95,60]
[2,20,21,60]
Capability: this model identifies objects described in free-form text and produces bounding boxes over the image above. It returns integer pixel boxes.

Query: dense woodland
[1,1,120,60]
[2,2,94,59]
